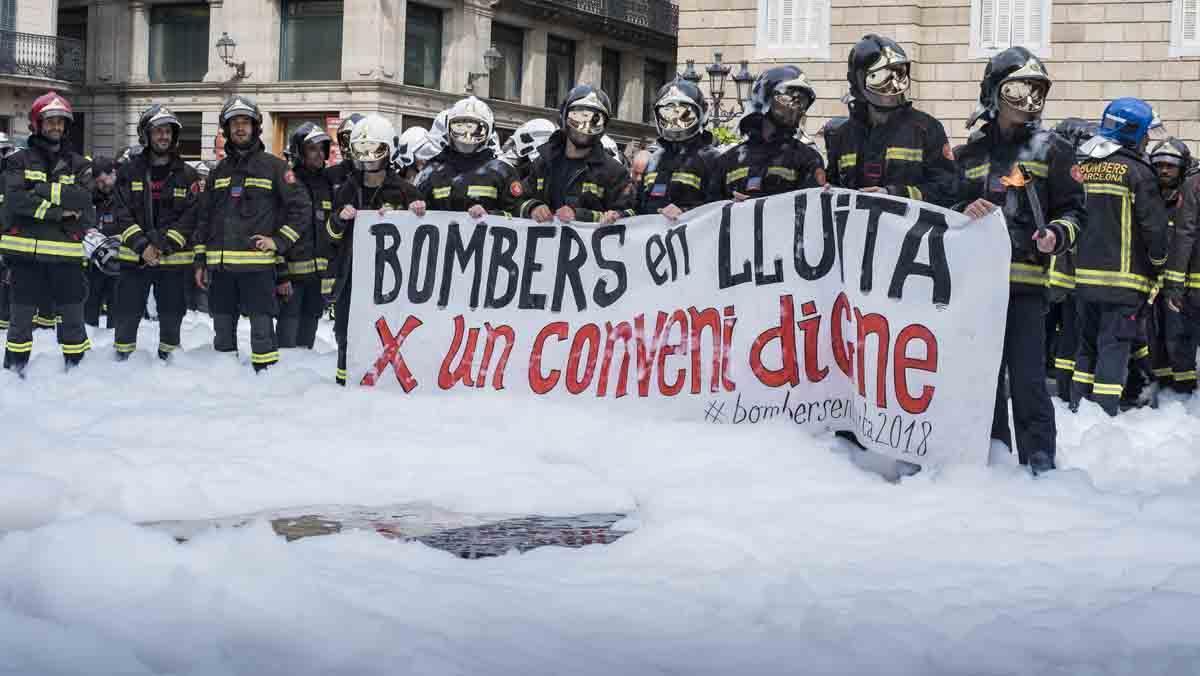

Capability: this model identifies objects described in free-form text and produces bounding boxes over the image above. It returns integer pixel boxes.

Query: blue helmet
[1098,97,1154,148]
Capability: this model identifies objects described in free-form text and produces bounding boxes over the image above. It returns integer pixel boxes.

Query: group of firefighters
[0,35,1196,475]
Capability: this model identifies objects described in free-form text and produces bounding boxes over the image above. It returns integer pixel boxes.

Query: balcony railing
[522,0,678,37]
[0,30,85,84]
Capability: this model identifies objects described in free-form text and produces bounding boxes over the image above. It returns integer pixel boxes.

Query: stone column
[523,27,548,109]
[447,0,495,96]
[128,1,150,83]
[576,38,602,89]
[203,0,226,83]
[342,0,402,80]
[618,50,643,123]
[88,0,132,86]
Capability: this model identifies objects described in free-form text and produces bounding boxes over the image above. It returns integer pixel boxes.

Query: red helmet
[29,92,74,135]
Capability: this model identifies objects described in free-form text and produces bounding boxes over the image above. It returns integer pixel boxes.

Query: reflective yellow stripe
[0,236,83,258]
[1174,370,1197,382]
[159,251,194,265]
[159,343,179,353]
[213,177,231,190]
[1092,383,1123,396]
[885,147,922,162]
[326,220,343,241]
[173,188,188,198]
[193,245,207,254]
[251,351,280,364]
[244,177,273,190]
[906,186,922,201]
[1072,371,1095,384]
[5,340,34,353]
[321,200,332,210]
[316,257,329,272]
[1054,358,1075,371]
[60,339,92,355]
[536,178,545,191]
[1048,269,1076,289]
[1050,218,1078,247]
[288,260,318,275]
[1133,346,1150,360]
[725,167,749,184]
[131,181,144,192]
[1163,270,1188,283]
[206,250,277,264]
[321,278,335,295]
[432,187,452,200]
[1010,262,1047,286]
[58,175,75,185]
[0,237,35,254]
[965,163,989,180]
[766,166,796,182]
[279,225,300,243]
[1187,273,1200,289]
[1019,161,1048,178]
[670,172,702,190]
[117,246,139,263]
[643,172,658,187]
[1085,183,1131,198]
[115,341,138,354]
[121,224,143,244]
[1074,268,1152,293]
[1153,367,1173,378]
[166,229,187,248]
[23,170,47,181]
[34,200,51,220]
[466,185,498,199]
[838,154,857,171]
[581,182,604,197]
[50,183,62,206]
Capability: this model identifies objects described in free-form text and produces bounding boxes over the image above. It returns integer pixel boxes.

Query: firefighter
[326,113,365,193]
[1070,98,1169,416]
[637,78,722,218]
[394,126,432,183]
[111,105,201,361]
[85,156,120,329]
[328,114,425,385]
[414,97,522,217]
[825,35,957,208]
[516,85,636,224]
[714,66,825,200]
[0,92,95,374]
[278,122,335,349]
[192,95,312,372]
[956,47,1085,473]
[499,118,556,181]
[0,132,16,334]
[1154,137,1199,393]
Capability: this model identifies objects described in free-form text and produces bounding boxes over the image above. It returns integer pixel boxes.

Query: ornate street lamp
[466,45,505,95]
[215,32,248,80]
[681,52,754,126]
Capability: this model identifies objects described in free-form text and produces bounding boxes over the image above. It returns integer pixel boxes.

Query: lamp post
[466,45,504,95]
[677,52,754,126]
[215,32,248,80]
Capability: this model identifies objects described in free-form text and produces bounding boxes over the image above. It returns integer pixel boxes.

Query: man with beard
[111,105,202,360]
[0,92,96,374]
[192,95,311,372]
[515,85,635,225]
[956,47,1086,473]
[1153,138,1199,393]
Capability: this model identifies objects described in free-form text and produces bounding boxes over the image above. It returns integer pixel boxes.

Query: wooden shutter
[0,0,15,32]
[1185,0,1200,45]
[762,0,821,49]
[979,0,1046,50]
[979,0,997,48]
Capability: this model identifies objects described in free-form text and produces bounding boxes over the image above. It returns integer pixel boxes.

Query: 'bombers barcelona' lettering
[349,188,1011,467]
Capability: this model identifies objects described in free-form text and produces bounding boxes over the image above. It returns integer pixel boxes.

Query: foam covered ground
[2,315,1199,675]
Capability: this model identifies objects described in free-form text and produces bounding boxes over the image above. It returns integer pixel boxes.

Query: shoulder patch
[943,143,954,162]
[284,170,297,184]
[190,180,202,194]
[510,180,523,198]
[1070,165,1084,183]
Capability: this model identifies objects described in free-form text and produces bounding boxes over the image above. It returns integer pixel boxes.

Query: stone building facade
[1,0,85,147]
[43,0,677,159]
[677,0,1200,152]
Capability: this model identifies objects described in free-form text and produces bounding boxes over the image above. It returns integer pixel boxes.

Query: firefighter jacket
[954,124,1086,296]
[93,186,123,243]
[328,169,422,272]
[637,132,722,215]
[414,148,521,215]
[714,130,824,200]
[1162,175,1200,310]
[824,105,958,207]
[0,135,95,263]
[326,159,355,194]
[515,131,636,222]
[286,165,337,288]
[114,153,201,268]
[1074,142,1169,306]
[192,139,312,273]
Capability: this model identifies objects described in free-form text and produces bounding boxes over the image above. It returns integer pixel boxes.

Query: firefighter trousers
[114,266,189,359]
[1072,299,1140,417]
[1163,306,1198,392]
[991,293,1057,465]
[2,259,89,371]
[277,275,323,350]
[209,270,279,371]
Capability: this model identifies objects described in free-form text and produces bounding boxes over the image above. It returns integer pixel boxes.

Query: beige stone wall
[677,0,1200,153]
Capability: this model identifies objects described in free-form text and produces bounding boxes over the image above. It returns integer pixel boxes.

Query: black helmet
[968,46,1051,128]
[560,85,611,147]
[287,121,332,169]
[1149,137,1193,190]
[740,65,815,134]
[137,104,182,153]
[847,35,911,111]
[1053,117,1098,150]
[336,113,365,156]
[219,94,262,140]
[653,78,707,143]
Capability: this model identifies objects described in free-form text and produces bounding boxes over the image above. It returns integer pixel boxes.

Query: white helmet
[82,231,122,277]
[349,114,395,171]
[394,126,429,169]
[446,97,494,154]
[600,135,626,166]
[502,118,556,166]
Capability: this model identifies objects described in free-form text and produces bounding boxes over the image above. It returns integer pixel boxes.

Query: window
[176,112,203,161]
[0,0,14,31]
[1171,0,1200,56]
[969,0,1051,58]
[545,36,575,109]
[405,4,443,89]
[642,58,669,124]
[149,4,210,82]
[491,23,524,102]
[272,113,333,158]
[602,48,622,115]
[280,0,343,80]
[756,0,830,59]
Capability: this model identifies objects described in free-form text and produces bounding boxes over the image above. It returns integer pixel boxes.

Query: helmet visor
[655,101,701,140]
[999,80,1048,113]
[768,91,811,128]
[449,119,488,146]
[351,140,388,163]
[864,65,910,96]
[566,108,606,136]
